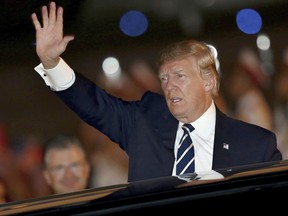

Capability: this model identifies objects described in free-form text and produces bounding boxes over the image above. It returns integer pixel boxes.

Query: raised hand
[31,2,74,69]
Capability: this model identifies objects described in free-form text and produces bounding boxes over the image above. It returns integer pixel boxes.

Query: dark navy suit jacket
[55,72,282,182]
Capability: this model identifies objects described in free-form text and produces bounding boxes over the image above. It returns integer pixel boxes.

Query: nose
[63,166,76,176]
[163,79,176,92]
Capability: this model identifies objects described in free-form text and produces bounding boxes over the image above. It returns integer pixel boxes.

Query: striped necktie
[176,123,195,175]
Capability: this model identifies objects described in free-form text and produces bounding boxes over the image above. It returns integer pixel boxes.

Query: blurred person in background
[224,47,274,131]
[42,134,91,194]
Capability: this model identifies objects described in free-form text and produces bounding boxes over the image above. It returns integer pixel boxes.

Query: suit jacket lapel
[212,107,233,169]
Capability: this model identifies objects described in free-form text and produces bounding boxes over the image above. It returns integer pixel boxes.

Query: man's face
[159,56,212,123]
[43,146,90,194]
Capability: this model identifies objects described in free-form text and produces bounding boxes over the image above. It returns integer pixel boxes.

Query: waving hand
[31,2,74,69]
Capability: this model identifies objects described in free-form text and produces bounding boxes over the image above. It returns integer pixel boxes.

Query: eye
[71,162,81,169]
[50,165,65,175]
[54,166,64,171]
[159,75,168,83]
[176,73,185,79]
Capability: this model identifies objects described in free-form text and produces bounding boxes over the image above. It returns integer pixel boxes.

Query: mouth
[170,97,182,104]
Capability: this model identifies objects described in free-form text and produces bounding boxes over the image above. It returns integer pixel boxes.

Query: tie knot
[182,124,194,133]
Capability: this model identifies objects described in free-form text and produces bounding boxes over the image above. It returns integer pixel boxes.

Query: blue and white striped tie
[176,124,195,175]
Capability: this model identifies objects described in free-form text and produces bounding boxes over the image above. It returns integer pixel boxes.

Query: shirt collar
[189,101,216,139]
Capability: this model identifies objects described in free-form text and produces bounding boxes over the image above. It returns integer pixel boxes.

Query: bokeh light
[257,34,271,51]
[119,10,148,37]
[236,8,262,34]
[102,57,121,78]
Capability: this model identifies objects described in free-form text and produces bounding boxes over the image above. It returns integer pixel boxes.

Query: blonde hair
[158,39,220,96]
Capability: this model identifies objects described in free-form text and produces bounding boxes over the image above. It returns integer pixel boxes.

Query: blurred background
[1,0,288,202]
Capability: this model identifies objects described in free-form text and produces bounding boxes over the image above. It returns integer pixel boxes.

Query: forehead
[46,146,85,164]
[159,56,197,73]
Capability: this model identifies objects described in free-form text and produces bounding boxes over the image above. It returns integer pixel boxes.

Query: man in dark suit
[31,2,282,183]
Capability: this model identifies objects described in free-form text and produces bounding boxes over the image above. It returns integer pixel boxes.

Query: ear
[204,77,215,92]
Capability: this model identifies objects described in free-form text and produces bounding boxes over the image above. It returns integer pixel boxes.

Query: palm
[35,21,65,60]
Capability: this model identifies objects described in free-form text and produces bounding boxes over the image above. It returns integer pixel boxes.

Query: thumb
[61,35,75,49]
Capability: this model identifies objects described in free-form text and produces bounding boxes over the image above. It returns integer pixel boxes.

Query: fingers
[41,2,61,27]
[56,5,64,27]
[31,13,41,30]
[32,2,64,30]
[41,5,48,28]
[48,1,56,26]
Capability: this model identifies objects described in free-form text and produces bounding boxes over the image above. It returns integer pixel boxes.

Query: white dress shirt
[172,102,216,175]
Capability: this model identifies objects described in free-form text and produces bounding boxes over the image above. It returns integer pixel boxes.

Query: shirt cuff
[34,58,75,91]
